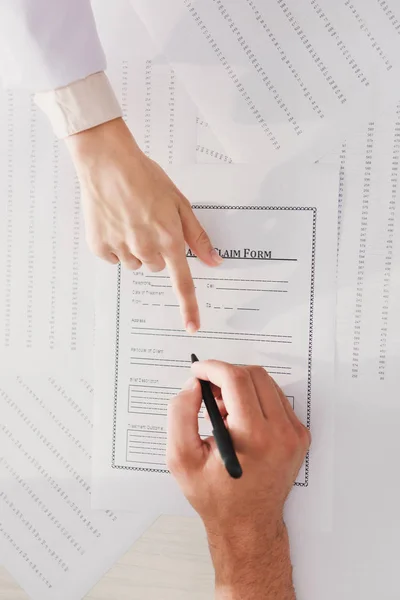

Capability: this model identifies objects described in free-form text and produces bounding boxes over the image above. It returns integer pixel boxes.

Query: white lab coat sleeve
[0,0,106,91]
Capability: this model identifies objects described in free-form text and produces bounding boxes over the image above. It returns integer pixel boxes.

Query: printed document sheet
[0,372,155,600]
[336,97,400,401]
[131,0,400,164]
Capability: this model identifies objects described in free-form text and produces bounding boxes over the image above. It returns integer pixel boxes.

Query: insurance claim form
[92,163,338,532]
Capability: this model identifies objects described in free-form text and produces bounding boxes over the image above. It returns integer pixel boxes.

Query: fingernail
[210,249,223,265]
[183,377,197,390]
[186,321,198,334]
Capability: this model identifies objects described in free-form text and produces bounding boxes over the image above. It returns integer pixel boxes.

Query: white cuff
[34,72,122,139]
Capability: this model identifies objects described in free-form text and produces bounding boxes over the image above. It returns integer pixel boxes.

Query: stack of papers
[2,0,400,598]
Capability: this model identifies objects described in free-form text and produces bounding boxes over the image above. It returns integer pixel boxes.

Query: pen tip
[191,353,199,364]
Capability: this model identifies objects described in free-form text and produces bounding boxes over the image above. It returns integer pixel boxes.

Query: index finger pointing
[191,360,263,429]
[165,251,199,334]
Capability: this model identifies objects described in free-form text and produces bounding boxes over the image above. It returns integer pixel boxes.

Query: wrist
[206,517,284,575]
[207,520,294,599]
[64,118,141,168]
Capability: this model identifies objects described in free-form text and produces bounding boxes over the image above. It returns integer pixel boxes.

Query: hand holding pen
[167,360,310,598]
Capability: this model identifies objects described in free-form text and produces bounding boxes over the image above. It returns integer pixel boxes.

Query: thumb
[167,378,206,474]
[179,200,223,267]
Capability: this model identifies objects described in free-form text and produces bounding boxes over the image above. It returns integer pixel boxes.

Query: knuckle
[252,427,267,451]
[137,243,158,263]
[161,230,183,254]
[167,396,186,424]
[147,263,164,273]
[165,449,180,474]
[195,228,211,247]
[138,250,155,263]
[88,239,109,258]
[300,425,311,449]
[179,193,191,208]
[166,446,188,474]
[230,366,251,386]
[134,237,155,261]
[176,277,195,295]
[280,427,301,457]
[132,259,143,270]
[143,255,165,272]
[112,241,128,253]
[123,258,141,271]
[167,396,180,416]
[247,365,266,379]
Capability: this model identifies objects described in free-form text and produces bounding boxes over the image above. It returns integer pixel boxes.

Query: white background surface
[0,516,214,600]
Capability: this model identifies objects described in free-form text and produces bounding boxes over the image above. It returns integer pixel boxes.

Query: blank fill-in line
[217,287,288,293]
[129,403,168,410]
[129,411,167,417]
[129,436,166,442]
[130,384,180,391]
[129,434,167,441]
[126,461,166,467]
[236,363,292,370]
[131,327,292,338]
[128,445,166,452]
[147,275,289,283]
[128,428,166,435]
[130,332,292,343]
[128,441,166,447]
[129,398,169,404]
[128,450,166,457]
[129,387,175,392]
[130,395,169,401]
[128,445,165,456]
[131,362,192,369]
[131,364,291,376]
[132,357,191,363]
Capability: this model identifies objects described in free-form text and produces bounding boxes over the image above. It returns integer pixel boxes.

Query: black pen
[191,354,242,479]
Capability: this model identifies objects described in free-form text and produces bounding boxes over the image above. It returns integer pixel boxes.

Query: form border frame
[111,205,316,488]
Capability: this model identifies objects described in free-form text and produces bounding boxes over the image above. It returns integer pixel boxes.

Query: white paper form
[131,0,400,164]
[278,98,400,600]
[335,96,400,401]
[0,88,95,372]
[0,372,156,600]
[92,162,338,532]
[94,0,198,167]
[288,401,400,600]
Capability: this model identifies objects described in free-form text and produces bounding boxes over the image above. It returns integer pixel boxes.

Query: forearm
[207,521,295,600]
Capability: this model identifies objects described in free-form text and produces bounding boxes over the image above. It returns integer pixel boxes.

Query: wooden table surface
[0,516,214,600]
